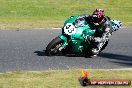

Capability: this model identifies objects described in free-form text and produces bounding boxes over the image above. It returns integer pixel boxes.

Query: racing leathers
[80,14,113,55]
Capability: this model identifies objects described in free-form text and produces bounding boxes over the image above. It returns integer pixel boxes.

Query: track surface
[0,28,132,72]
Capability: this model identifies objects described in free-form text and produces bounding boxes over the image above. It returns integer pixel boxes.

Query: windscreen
[74,18,86,27]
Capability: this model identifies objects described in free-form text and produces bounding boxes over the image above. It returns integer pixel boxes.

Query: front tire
[46,37,63,56]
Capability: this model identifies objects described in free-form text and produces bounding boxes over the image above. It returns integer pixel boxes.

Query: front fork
[58,34,68,51]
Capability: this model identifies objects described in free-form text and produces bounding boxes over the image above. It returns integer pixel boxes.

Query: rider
[83,9,113,56]
[75,9,122,56]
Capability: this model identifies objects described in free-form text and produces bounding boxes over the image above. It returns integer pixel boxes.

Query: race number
[64,23,76,35]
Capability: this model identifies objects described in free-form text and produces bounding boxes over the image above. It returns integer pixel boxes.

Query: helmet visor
[92,15,99,23]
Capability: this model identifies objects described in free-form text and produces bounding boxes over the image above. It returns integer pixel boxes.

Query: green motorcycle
[46,16,109,56]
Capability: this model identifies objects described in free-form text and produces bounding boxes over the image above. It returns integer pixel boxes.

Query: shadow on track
[34,50,91,58]
[99,53,132,66]
[34,50,46,56]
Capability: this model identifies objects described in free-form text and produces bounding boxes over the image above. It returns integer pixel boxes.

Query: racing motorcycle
[46,15,122,56]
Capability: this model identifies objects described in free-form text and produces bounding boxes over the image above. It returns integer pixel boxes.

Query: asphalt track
[0,27,132,72]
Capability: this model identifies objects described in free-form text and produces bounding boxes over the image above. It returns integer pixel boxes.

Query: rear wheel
[85,40,109,57]
[100,41,109,52]
[46,37,63,56]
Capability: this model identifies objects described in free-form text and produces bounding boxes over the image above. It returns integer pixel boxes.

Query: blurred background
[0,0,131,29]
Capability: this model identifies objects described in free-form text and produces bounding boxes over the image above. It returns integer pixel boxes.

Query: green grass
[0,69,132,88]
[0,0,131,29]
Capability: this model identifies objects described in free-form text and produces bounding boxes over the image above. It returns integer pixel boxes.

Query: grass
[0,0,131,29]
[0,69,132,88]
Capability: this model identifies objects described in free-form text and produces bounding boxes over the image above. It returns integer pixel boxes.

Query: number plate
[64,23,76,35]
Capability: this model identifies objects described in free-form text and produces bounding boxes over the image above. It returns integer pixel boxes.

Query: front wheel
[46,37,63,56]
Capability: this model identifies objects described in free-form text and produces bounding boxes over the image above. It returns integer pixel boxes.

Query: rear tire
[46,37,63,56]
[100,41,109,52]
[85,41,109,57]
